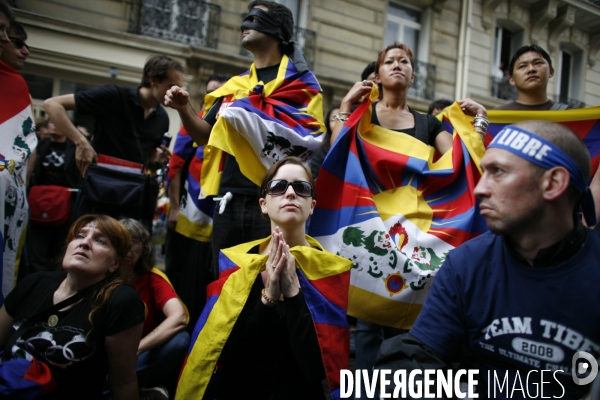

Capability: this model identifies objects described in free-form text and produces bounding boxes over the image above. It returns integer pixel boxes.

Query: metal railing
[490,76,518,101]
[239,26,317,70]
[409,60,436,100]
[552,94,586,109]
[129,0,221,48]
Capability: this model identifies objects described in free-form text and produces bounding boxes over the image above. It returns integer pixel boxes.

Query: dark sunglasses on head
[265,179,314,198]
[9,37,29,51]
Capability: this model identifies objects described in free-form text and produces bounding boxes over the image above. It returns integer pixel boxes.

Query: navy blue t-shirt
[75,85,168,164]
[411,230,600,399]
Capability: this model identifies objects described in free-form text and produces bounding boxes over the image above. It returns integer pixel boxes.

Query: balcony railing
[240,26,317,70]
[409,60,436,100]
[490,76,517,101]
[129,0,221,48]
[552,94,586,109]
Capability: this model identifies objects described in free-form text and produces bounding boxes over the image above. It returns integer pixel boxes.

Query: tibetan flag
[167,111,216,242]
[176,236,352,400]
[438,106,600,174]
[308,89,487,329]
[200,54,326,198]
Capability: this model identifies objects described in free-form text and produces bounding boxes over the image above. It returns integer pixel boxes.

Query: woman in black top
[331,41,487,152]
[0,215,144,400]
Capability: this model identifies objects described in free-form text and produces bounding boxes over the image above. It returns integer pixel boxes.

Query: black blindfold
[240,8,308,73]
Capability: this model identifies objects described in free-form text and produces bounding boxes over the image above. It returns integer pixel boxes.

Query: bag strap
[117,86,147,172]
[4,283,96,358]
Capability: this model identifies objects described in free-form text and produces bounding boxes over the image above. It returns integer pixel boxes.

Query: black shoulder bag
[74,87,158,231]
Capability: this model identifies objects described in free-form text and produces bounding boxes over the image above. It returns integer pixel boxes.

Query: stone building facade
[10,0,600,133]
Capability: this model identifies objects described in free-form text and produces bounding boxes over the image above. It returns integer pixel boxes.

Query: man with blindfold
[164,1,325,278]
[374,121,600,399]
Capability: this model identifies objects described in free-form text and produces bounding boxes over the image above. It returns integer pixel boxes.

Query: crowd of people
[1,0,599,399]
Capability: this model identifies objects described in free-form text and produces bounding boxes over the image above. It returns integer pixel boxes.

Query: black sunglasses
[9,37,29,51]
[265,179,314,198]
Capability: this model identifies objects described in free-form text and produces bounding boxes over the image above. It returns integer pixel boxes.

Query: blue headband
[488,125,596,226]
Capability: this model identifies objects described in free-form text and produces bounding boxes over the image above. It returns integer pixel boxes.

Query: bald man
[375,121,600,399]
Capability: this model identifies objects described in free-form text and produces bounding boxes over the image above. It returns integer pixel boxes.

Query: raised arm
[330,81,374,146]
[164,86,212,146]
[42,94,96,176]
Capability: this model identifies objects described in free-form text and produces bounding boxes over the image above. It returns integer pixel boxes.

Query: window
[385,3,422,58]
[557,49,584,107]
[491,26,523,99]
[132,0,220,48]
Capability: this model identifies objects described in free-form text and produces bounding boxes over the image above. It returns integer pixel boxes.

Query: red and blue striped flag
[308,91,487,329]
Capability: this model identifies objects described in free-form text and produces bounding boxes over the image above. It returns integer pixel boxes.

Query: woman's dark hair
[248,0,294,42]
[141,55,185,88]
[508,45,552,76]
[119,218,154,276]
[259,156,315,199]
[375,41,415,74]
[64,215,132,339]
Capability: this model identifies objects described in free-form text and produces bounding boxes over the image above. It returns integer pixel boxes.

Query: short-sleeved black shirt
[204,65,280,196]
[75,85,168,164]
[4,272,144,400]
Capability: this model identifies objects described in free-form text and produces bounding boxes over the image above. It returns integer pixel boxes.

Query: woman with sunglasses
[178,156,352,400]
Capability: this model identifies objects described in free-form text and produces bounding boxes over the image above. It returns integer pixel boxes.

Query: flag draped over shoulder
[200,55,325,198]
[176,236,352,400]
[438,106,600,176]
[308,89,487,329]
[168,121,215,242]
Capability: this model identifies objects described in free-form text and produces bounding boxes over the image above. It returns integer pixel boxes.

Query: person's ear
[108,258,120,274]
[149,77,157,87]
[374,73,381,84]
[259,197,268,215]
[309,199,316,216]
[542,167,570,201]
[509,76,515,87]
[549,66,554,79]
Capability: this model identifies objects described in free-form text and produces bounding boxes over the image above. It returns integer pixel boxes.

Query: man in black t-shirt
[164,1,317,275]
[43,55,185,176]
